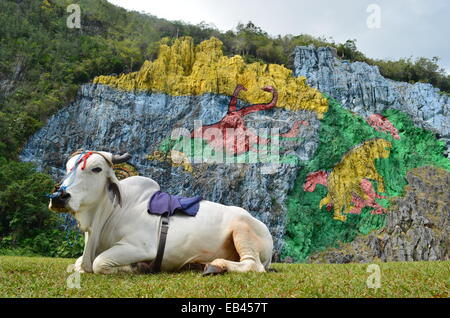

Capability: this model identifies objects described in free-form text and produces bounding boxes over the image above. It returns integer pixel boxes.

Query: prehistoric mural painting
[147,84,308,170]
[95,37,325,173]
[304,139,392,221]
[190,84,307,156]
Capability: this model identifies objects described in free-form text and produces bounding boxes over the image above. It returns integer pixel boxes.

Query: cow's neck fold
[77,191,117,273]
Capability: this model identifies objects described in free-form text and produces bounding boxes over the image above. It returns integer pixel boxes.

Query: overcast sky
[107,0,450,74]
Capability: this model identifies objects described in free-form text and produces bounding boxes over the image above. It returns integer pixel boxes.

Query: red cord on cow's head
[69,151,96,172]
[72,151,94,170]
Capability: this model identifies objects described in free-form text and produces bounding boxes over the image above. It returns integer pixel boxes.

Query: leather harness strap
[150,214,170,273]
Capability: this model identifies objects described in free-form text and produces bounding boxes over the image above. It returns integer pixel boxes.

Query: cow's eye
[92,167,102,173]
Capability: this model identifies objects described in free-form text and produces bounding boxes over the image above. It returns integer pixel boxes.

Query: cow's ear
[107,177,122,208]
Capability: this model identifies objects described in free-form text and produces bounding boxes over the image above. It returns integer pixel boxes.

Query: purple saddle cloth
[148,191,203,216]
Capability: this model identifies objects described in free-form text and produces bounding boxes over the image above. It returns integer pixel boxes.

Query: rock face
[21,83,321,256]
[294,46,450,156]
[309,166,450,263]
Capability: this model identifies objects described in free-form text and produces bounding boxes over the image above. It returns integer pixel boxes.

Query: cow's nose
[51,192,71,208]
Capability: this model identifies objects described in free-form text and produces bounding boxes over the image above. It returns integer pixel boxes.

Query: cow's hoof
[131,261,153,274]
[203,264,226,276]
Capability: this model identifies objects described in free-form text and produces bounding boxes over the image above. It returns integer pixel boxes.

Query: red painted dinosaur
[191,85,307,155]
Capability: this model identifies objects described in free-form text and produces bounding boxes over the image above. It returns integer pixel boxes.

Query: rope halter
[49,151,95,199]
[48,150,131,199]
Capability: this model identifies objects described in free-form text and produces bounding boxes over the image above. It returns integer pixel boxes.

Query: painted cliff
[293,46,450,157]
[21,37,449,262]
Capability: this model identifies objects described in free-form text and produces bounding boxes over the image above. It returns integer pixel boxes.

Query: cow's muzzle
[49,191,71,213]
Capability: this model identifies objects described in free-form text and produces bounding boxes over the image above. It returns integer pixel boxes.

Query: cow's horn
[112,153,132,164]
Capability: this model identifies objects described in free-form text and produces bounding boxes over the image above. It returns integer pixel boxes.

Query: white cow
[49,150,273,275]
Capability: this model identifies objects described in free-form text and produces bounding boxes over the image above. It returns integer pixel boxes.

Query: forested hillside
[0,0,448,257]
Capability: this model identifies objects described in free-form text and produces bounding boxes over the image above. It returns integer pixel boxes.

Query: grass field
[0,256,448,298]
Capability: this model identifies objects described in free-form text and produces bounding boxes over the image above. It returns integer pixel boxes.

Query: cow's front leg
[74,256,86,273]
[92,244,152,275]
[74,232,89,273]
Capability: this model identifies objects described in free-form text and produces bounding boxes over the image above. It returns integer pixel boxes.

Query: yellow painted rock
[94,37,328,118]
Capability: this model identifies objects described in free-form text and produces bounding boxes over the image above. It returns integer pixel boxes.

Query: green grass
[0,256,448,298]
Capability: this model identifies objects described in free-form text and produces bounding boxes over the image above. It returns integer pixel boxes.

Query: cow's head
[49,150,131,214]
